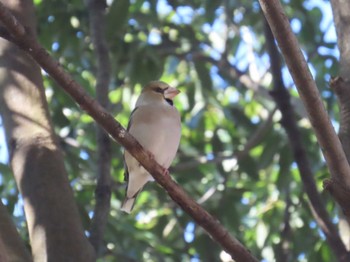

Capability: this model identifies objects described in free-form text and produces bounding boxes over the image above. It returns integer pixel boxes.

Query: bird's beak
[164,87,180,99]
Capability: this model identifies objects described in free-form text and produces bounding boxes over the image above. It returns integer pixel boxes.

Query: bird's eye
[154,87,164,93]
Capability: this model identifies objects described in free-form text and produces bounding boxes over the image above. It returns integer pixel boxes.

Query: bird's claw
[161,167,170,176]
[148,151,155,160]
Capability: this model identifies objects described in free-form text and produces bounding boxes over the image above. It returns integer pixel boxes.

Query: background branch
[0,2,258,261]
[87,0,112,254]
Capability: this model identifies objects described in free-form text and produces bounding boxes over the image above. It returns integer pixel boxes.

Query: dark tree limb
[259,0,350,229]
[264,21,350,261]
[0,2,258,261]
[87,0,112,254]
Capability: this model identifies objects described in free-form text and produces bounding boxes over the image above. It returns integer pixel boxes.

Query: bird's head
[136,81,180,107]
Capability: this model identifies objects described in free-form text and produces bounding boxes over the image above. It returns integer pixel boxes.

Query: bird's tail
[121,197,136,214]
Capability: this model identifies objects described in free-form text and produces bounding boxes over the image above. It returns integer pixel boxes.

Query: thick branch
[87,0,112,254]
[259,0,350,223]
[0,2,258,261]
[265,21,350,261]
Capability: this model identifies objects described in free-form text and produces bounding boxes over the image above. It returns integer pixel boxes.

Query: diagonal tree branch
[259,0,350,229]
[264,20,350,261]
[87,0,112,254]
[0,2,258,261]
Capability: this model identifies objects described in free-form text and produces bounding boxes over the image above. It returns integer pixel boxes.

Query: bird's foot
[161,167,170,176]
[147,151,155,160]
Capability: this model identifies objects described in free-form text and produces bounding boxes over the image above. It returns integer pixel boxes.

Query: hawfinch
[121,81,181,213]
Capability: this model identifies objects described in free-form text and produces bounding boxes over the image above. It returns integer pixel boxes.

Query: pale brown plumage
[121,81,181,213]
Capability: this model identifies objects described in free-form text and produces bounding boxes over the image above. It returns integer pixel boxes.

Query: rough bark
[0,200,32,262]
[327,81,350,248]
[0,0,95,261]
[0,236,9,262]
[330,0,350,220]
[330,0,350,248]
[330,0,350,79]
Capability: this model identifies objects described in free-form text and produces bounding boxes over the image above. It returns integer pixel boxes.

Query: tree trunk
[0,200,32,261]
[0,0,95,261]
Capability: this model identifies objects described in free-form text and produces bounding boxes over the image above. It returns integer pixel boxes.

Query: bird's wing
[123,107,139,182]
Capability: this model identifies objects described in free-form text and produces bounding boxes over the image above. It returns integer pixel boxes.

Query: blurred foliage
[0,0,342,261]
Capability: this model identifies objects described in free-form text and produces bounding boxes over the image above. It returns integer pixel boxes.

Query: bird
[121,81,181,213]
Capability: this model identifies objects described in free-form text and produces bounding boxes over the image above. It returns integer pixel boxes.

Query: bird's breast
[128,105,181,168]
